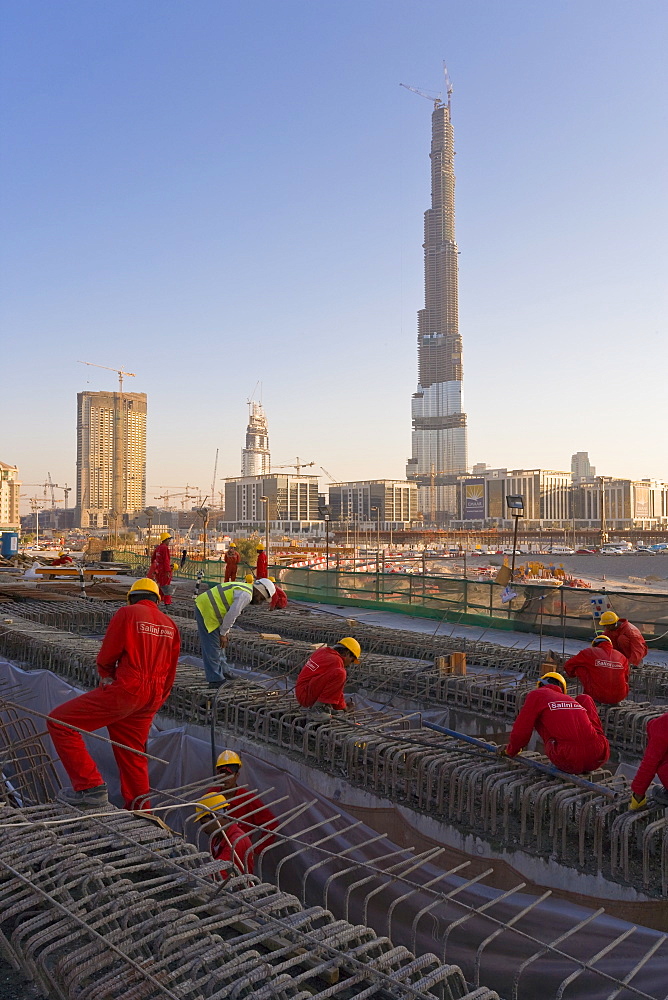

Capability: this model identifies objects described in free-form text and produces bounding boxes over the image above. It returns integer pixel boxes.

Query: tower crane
[210,448,219,504]
[400,63,453,111]
[320,467,340,484]
[77,361,136,393]
[273,458,316,475]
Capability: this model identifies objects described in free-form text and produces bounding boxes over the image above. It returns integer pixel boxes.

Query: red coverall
[148,541,173,605]
[631,713,668,798]
[270,586,288,610]
[208,786,277,850]
[210,824,255,877]
[295,647,347,710]
[506,686,609,774]
[563,646,630,704]
[51,555,73,566]
[603,619,647,666]
[256,550,268,578]
[47,600,180,808]
[224,549,240,582]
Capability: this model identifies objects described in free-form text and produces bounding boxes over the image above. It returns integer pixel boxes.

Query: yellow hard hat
[228,541,236,547]
[257,542,265,549]
[592,634,613,647]
[194,791,228,822]
[128,578,160,600]
[537,672,567,695]
[159,532,172,542]
[268,576,276,583]
[600,611,619,626]
[216,750,242,769]
[338,637,361,661]
[245,573,254,584]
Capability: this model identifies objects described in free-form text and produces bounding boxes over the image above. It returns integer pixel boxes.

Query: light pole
[322,504,331,570]
[261,496,269,567]
[372,506,381,574]
[199,507,209,564]
[505,494,524,583]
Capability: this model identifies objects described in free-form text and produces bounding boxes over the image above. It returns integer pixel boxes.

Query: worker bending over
[629,711,668,810]
[148,531,174,606]
[208,750,277,850]
[600,611,647,666]
[255,542,268,579]
[194,792,254,878]
[295,638,361,713]
[223,542,240,582]
[51,551,73,566]
[48,578,180,809]
[268,576,288,609]
[499,672,609,775]
[563,635,629,704]
[194,577,276,687]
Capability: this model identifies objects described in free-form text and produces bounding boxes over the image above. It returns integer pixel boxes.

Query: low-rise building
[455,468,571,527]
[0,461,21,531]
[224,474,321,527]
[328,480,417,526]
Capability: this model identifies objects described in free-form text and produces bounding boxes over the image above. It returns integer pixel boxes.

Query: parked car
[549,546,575,555]
[576,548,597,554]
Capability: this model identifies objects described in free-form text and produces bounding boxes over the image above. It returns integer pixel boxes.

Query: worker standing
[223,542,240,582]
[193,792,255,878]
[194,577,276,687]
[563,635,630,705]
[499,672,609,774]
[255,542,268,579]
[47,579,180,809]
[148,531,174,607]
[600,611,647,666]
[295,638,360,713]
[209,750,277,850]
[629,712,668,810]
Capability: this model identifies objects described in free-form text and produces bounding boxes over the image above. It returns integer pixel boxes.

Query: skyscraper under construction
[405,82,468,521]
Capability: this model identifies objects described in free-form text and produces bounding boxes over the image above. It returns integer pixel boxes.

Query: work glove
[495,746,507,758]
[219,634,229,649]
[629,794,647,811]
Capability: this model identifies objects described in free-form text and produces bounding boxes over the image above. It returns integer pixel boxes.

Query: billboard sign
[634,486,650,519]
[463,479,485,519]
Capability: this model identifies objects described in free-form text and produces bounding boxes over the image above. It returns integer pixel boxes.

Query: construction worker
[194,577,276,687]
[51,551,73,566]
[148,531,174,606]
[47,579,180,809]
[193,792,254,877]
[600,611,648,666]
[563,635,630,705]
[209,750,277,850]
[499,672,610,775]
[295,638,361,713]
[255,542,268,579]
[629,712,668,810]
[223,542,241,582]
[268,576,288,610]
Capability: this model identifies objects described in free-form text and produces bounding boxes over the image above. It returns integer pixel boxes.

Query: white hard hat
[254,578,276,599]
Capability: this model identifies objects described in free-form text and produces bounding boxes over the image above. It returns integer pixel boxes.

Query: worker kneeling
[47,579,180,809]
[295,637,360,713]
[563,635,630,705]
[194,791,254,879]
[502,672,610,774]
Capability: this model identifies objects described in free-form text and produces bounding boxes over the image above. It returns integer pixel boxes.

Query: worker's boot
[58,784,109,808]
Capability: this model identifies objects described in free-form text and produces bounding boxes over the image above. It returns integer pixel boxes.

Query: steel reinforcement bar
[0,617,667,896]
[0,803,495,1000]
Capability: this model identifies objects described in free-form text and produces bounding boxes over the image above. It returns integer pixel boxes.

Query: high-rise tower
[76,391,147,528]
[241,402,271,477]
[405,82,468,521]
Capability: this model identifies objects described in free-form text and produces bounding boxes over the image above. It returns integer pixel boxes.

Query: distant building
[405,83,467,521]
[241,402,271,477]
[328,481,417,525]
[571,452,596,482]
[223,473,320,530]
[0,461,21,530]
[455,468,570,526]
[76,391,147,528]
[572,479,668,528]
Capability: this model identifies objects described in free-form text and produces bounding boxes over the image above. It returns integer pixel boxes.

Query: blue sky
[1,0,666,510]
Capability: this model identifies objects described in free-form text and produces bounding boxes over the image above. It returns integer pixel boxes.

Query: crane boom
[77,361,136,393]
[210,448,219,505]
[400,82,443,108]
[273,457,316,474]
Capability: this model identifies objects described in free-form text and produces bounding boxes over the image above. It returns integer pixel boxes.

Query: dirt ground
[0,963,42,1000]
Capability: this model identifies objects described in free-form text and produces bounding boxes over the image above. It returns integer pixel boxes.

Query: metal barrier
[113,549,668,648]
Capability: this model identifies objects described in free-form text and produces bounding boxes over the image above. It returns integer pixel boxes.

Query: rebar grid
[0,802,499,1000]
[1,616,667,895]
[4,601,666,752]
[0,680,62,806]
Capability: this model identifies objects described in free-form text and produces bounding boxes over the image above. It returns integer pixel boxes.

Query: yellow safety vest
[195,581,253,633]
